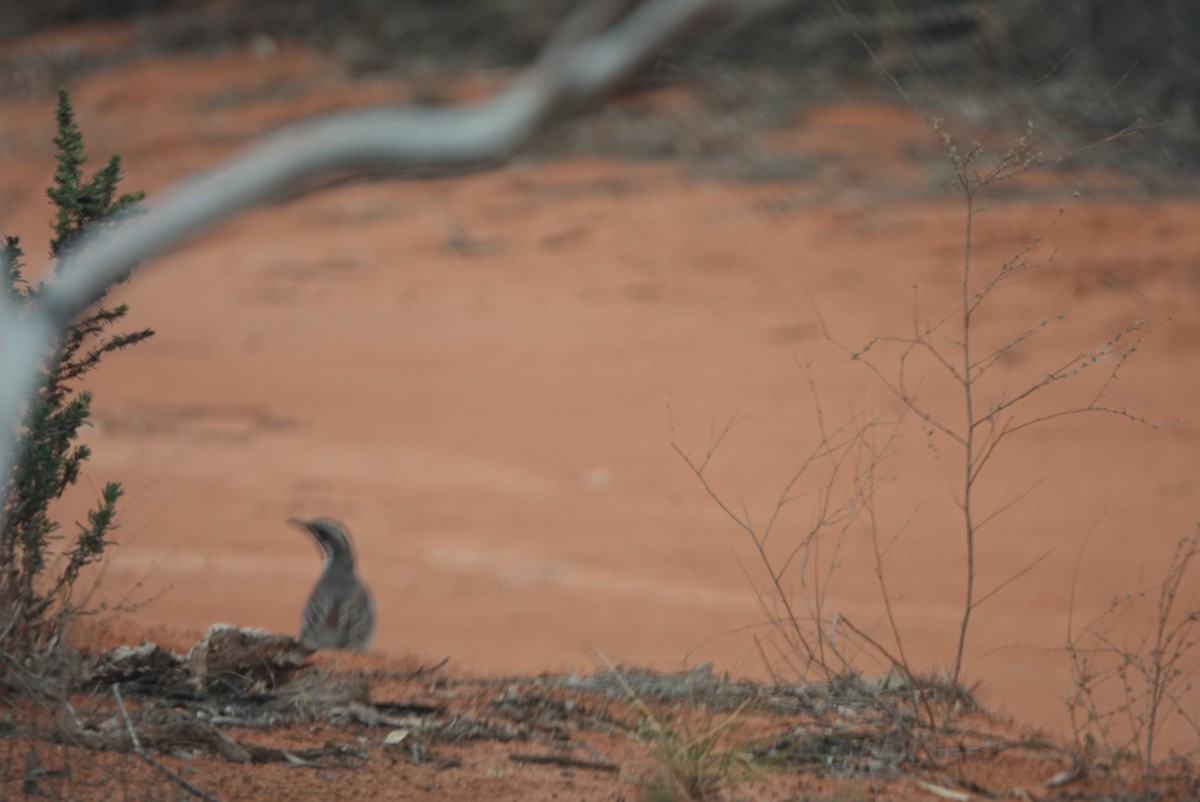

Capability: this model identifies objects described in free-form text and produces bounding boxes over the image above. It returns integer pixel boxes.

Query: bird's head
[290,517,356,566]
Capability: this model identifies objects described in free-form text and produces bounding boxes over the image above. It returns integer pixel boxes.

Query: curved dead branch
[0,0,784,502]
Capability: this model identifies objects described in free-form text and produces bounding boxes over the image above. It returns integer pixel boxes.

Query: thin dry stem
[670,364,912,687]
[1066,532,1200,789]
[112,685,224,802]
[824,119,1159,692]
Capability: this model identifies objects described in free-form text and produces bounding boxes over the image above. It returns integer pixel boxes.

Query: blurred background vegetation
[3,1,1197,169]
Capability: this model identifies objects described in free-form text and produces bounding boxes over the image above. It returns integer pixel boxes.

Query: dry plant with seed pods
[1065,530,1200,795]
[825,116,1160,692]
[672,107,1162,741]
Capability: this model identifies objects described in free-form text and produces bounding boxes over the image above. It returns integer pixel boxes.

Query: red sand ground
[1,21,1198,801]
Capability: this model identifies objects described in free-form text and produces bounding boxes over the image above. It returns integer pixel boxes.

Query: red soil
[1,20,1197,801]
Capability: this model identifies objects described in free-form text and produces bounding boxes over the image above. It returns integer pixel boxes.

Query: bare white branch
[0,0,784,501]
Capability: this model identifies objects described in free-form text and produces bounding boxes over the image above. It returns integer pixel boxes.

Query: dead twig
[112,685,223,802]
[508,752,620,773]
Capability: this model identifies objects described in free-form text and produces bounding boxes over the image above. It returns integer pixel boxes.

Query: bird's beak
[290,518,327,554]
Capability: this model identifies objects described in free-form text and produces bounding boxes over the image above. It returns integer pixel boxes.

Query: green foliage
[2,236,23,303]
[0,89,152,674]
[46,88,144,260]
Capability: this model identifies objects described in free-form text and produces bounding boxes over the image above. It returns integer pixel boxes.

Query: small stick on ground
[112,685,223,802]
[509,752,621,773]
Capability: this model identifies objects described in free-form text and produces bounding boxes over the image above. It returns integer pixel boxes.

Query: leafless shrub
[822,117,1157,691]
[670,367,884,678]
[674,103,1158,742]
[668,361,972,735]
[1065,531,1200,795]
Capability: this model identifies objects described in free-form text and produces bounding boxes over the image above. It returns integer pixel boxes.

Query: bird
[291,517,376,651]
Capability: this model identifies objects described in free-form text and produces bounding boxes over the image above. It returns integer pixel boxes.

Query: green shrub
[0,88,152,685]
